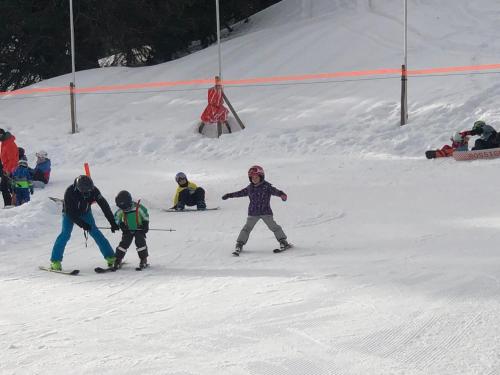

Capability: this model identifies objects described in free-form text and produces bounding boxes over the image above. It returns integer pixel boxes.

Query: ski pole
[97,226,176,232]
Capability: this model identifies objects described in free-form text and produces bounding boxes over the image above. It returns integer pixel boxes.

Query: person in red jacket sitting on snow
[199,76,231,134]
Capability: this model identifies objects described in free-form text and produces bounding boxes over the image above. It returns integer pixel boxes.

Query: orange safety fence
[1,63,500,97]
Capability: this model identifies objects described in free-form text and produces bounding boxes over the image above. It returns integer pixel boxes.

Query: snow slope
[2,0,500,374]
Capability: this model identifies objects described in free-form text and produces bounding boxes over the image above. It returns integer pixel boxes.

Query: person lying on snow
[425,131,470,159]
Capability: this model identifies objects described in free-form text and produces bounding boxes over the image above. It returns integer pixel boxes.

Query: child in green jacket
[114,190,150,269]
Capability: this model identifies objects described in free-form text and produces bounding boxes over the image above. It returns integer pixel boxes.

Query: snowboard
[48,197,63,203]
[39,266,80,276]
[162,207,219,213]
[453,147,500,161]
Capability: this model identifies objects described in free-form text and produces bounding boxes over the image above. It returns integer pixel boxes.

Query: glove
[119,222,128,232]
[281,194,287,202]
[141,221,149,234]
[222,194,230,200]
[81,222,92,231]
[110,222,120,233]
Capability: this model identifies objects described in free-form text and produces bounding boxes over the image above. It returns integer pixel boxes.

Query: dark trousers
[115,231,148,261]
[33,170,48,184]
[1,174,12,206]
[178,187,205,206]
[473,137,499,150]
[14,188,30,206]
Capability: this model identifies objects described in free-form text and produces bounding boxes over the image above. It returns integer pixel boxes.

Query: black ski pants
[178,187,205,207]
[472,138,499,150]
[1,174,12,206]
[115,231,148,261]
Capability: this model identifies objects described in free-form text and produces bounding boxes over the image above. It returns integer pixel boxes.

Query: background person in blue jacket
[11,159,33,206]
[222,165,291,255]
[31,150,51,188]
[49,175,119,271]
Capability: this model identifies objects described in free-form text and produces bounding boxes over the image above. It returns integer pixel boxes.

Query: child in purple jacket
[222,165,291,255]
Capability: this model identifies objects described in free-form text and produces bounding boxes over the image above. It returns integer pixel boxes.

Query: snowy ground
[2,0,500,374]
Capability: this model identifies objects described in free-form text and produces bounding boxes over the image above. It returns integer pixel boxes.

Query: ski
[162,207,219,213]
[273,243,293,253]
[94,267,116,273]
[49,197,63,203]
[39,266,79,275]
[232,250,241,257]
[94,261,127,273]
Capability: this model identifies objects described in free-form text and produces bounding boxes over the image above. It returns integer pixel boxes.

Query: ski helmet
[75,175,94,196]
[175,172,187,183]
[115,190,133,210]
[473,120,486,131]
[36,150,48,159]
[248,165,265,181]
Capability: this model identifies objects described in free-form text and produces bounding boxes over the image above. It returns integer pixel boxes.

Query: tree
[0,0,283,90]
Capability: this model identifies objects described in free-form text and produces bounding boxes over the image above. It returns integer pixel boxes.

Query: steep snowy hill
[2,1,500,374]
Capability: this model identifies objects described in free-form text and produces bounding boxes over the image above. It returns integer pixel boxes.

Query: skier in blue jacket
[49,175,119,271]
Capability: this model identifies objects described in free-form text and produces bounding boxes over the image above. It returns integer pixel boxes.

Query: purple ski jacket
[225,180,285,216]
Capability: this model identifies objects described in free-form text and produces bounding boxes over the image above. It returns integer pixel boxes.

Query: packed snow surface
[1,0,500,374]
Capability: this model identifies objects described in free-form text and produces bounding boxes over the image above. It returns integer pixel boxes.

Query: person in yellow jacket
[172,172,206,210]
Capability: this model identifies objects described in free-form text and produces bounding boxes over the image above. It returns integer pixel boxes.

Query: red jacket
[200,87,229,123]
[0,133,19,174]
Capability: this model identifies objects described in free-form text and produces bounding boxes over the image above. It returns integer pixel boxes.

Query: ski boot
[279,239,292,251]
[113,258,123,270]
[197,201,207,211]
[175,202,185,211]
[50,260,62,271]
[232,242,243,256]
[136,258,149,271]
[105,256,116,269]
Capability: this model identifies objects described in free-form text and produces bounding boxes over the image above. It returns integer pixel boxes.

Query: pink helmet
[248,165,264,180]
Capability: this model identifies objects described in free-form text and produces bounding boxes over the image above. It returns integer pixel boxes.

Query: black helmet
[175,172,187,183]
[473,120,486,131]
[75,175,94,195]
[115,190,132,209]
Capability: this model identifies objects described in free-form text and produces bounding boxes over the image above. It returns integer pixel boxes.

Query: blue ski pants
[51,211,115,262]
[14,188,30,206]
